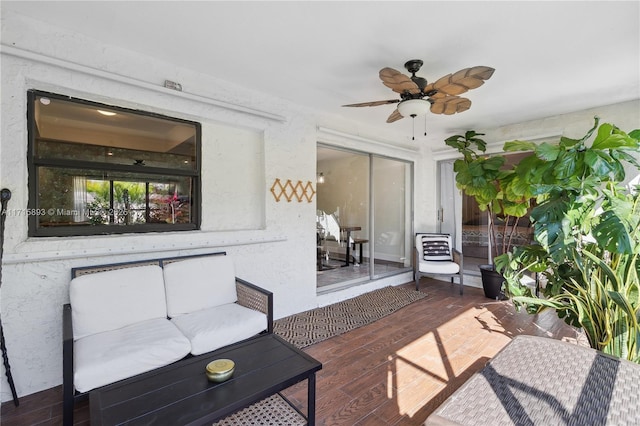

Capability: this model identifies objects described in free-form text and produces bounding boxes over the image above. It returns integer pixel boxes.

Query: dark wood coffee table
[90,334,322,425]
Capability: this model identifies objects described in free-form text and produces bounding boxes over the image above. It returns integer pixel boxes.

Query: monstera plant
[495,117,640,362]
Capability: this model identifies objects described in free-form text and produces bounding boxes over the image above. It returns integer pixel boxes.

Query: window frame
[27,90,202,237]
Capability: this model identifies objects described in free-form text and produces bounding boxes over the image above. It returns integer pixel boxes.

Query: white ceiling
[3,1,639,146]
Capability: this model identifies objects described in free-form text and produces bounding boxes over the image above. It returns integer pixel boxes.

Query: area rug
[212,393,306,426]
[274,286,427,348]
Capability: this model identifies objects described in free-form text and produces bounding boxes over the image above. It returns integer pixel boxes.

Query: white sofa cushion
[70,265,167,340]
[170,303,267,355]
[73,318,191,393]
[418,260,460,274]
[163,255,237,317]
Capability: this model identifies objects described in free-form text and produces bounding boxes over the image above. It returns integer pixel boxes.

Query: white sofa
[62,252,272,426]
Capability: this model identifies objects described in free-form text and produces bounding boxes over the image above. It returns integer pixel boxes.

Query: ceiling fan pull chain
[424,115,427,136]
[412,116,416,140]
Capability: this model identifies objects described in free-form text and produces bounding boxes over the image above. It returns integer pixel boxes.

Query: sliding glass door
[316,145,412,291]
[372,156,412,273]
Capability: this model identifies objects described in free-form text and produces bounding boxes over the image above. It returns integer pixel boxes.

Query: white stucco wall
[0,12,421,401]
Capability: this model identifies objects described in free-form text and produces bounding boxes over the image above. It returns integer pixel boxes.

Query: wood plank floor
[1,279,583,425]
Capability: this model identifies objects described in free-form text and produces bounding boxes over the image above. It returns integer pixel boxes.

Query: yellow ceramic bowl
[205,359,235,382]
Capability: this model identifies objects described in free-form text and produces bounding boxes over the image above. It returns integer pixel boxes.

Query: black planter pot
[479,264,506,300]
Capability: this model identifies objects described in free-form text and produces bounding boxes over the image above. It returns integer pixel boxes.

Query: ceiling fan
[343,60,495,124]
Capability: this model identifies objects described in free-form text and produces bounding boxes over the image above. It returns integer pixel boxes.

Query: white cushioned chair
[415,233,464,295]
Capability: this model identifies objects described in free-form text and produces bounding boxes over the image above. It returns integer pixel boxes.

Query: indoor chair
[414,233,464,295]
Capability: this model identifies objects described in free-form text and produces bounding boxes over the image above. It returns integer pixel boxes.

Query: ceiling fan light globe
[397,99,430,118]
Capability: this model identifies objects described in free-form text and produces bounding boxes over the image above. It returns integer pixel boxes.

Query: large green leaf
[575,297,599,346]
[503,201,529,217]
[611,316,630,359]
[606,153,627,182]
[603,187,637,226]
[445,135,468,149]
[445,132,488,157]
[535,142,561,161]
[514,154,544,180]
[531,195,567,223]
[514,245,550,273]
[467,161,486,177]
[505,175,533,199]
[503,140,537,152]
[592,122,614,147]
[592,211,632,253]
[553,150,579,179]
[582,250,619,290]
[609,291,637,321]
[593,134,639,150]
[613,150,640,170]
[454,165,473,185]
[592,123,639,150]
[512,296,562,309]
[585,150,617,178]
[559,136,582,148]
[477,185,499,205]
[482,156,505,171]
[465,130,486,141]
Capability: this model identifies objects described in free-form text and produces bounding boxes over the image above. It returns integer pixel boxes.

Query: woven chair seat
[425,335,640,425]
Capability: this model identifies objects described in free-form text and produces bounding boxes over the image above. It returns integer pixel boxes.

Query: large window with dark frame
[27,90,201,237]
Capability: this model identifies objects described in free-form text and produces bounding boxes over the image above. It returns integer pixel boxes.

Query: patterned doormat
[274,286,427,348]
[212,393,306,426]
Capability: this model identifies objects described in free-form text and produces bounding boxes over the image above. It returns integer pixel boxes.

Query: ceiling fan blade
[433,66,495,96]
[379,67,421,95]
[430,96,472,115]
[469,66,495,81]
[386,109,404,123]
[342,99,400,107]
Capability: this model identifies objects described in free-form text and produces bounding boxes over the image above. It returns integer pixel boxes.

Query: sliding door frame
[317,143,414,289]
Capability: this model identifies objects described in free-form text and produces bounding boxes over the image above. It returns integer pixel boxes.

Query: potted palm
[495,117,640,362]
[445,131,534,298]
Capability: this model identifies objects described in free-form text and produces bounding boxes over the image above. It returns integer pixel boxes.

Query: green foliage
[86,180,146,205]
[85,180,147,225]
[496,117,640,362]
[445,131,533,259]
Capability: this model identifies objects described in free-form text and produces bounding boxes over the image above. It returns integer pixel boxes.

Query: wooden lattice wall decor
[270,178,316,203]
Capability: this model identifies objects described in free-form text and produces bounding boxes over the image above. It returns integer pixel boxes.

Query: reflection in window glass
[28,90,200,236]
[37,168,193,228]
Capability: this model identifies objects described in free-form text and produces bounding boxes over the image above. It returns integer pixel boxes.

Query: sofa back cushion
[163,255,237,317]
[416,233,453,262]
[70,265,167,340]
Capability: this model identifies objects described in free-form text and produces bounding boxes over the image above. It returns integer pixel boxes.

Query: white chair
[415,233,464,295]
